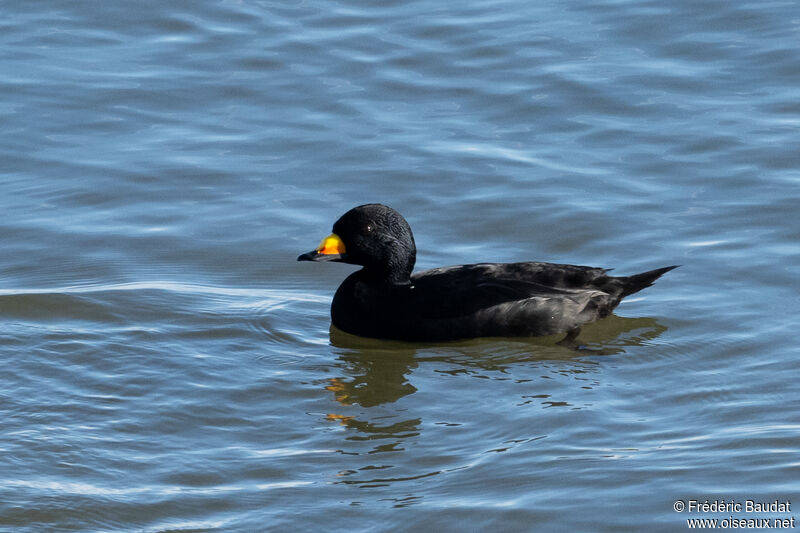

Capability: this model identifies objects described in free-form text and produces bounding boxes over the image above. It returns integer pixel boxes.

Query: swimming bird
[298,204,677,342]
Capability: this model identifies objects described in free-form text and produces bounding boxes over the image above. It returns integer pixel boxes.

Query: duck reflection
[326,329,420,407]
[321,315,671,488]
[323,314,668,411]
[322,330,423,461]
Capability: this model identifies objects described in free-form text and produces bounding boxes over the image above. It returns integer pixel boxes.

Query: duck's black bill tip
[297,251,344,262]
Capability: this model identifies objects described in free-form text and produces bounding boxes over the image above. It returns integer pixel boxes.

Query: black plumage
[298,204,677,342]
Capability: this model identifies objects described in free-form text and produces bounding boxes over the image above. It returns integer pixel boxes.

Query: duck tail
[620,265,679,298]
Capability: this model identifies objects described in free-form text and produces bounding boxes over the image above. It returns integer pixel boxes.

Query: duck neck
[360,264,413,286]
[356,238,416,286]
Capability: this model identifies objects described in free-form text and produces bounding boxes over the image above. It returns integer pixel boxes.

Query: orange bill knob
[316,233,346,255]
[298,233,346,262]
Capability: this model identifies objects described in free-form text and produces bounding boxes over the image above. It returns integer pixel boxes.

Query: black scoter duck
[298,204,677,342]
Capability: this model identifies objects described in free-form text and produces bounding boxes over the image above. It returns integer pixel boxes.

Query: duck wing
[408,262,616,321]
[411,262,608,310]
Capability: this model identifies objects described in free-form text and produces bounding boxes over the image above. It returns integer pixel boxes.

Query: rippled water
[2,0,798,531]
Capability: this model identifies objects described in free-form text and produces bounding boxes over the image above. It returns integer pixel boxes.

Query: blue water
[1,0,798,531]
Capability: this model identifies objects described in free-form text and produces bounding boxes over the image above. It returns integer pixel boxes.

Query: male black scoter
[298,204,677,342]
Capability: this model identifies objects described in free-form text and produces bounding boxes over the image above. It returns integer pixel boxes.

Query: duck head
[297,203,417,284]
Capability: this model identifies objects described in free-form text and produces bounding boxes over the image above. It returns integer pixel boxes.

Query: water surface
[1,0,798,531]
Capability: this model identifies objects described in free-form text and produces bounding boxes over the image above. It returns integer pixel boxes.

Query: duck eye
[365,224,374,233]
